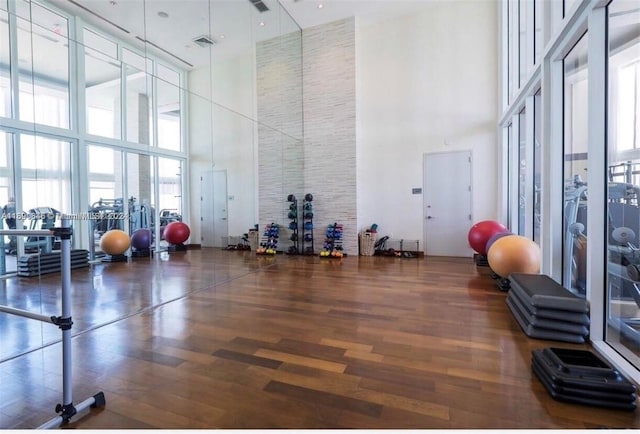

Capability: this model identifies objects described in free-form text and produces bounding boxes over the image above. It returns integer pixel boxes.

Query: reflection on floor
[1,249,640,429]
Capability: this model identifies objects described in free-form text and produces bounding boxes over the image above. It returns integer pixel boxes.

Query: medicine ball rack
[286,194,299,255]
[302,194,314,255]
[0,217,106,428]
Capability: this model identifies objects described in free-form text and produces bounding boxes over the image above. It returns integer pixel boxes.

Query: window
[0,7,10,118]
[606,0,640,371]
[519,0,528,87]
[533,89,542,244]
[85,46,121,139]
[562,33,589,296]
[16,3,70,129]
[518,108,527,235]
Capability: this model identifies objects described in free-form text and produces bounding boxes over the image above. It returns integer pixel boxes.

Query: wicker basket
[359,231,376,256]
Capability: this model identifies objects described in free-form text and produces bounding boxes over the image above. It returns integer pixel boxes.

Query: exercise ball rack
[0,217,105,428]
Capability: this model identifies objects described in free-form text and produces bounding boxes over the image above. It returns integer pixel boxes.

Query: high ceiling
[42,0,436,69]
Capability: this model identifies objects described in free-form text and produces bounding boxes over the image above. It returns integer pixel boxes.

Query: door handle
[426,216,434,220]
[222,218,227,220]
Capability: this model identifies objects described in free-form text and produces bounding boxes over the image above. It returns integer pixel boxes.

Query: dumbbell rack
[258,222,279,254]
[321,223,344,256]
[302,194,314,255]
[286,195,299,255]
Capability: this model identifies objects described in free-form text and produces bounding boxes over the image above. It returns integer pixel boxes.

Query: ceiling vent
[248,0,270,13]
[192,35,216,48]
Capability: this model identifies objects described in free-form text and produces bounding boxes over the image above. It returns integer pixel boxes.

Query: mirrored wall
[0,0,303,361]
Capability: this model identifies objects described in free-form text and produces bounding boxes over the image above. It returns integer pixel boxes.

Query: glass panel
[508,1,515,102]
[83,27,117,59]
[507,123,512,226]
[157,157,183,237]
[87,145,125,259]
[518,108,526,235]
[0,0,6,11]
[19,134,71,213]
[126,152,153,236]
[606,0,640,370]
[156,78,181,151]
[562,33,588,296]
[0,129,16,275]
[534,0,543,65]
[533,89,542,244]
[564,0,580,18]
[0,8,10,118]
[519,0,527,87]
[17,3,70,129]
[85,47,121,139]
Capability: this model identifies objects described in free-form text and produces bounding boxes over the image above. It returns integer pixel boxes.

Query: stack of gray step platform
[18,250,90,277]
[532,347,636,411]
[506,273,590,343]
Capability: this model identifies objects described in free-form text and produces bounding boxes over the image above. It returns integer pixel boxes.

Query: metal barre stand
[0,217,105,429]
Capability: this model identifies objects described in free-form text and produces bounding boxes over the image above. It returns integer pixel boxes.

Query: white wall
[356,1,499,243]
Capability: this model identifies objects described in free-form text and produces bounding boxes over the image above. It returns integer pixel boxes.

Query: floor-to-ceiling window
[606,0,640,371]
[562,34,589,296]
[502,0,640,381]
[533,89,542,244]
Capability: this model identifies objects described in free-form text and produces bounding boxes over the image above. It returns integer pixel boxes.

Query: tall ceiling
[42,0,436,69]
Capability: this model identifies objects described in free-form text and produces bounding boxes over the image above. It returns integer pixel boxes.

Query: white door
[423,151,473,257]
[201,170,228,247]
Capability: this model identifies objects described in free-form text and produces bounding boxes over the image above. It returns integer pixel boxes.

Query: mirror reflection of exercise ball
[100,229,131,255]
[612,227,636,244]
[163,222,190,245]
[131,228,153,250]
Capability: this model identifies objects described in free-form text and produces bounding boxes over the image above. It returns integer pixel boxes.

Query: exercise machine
[0,217,105,428]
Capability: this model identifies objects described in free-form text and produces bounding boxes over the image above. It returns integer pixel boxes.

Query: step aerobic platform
[532,347,637,411]
[509,273,589,313]
[508,291,589,335]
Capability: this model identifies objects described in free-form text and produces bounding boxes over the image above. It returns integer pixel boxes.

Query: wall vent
[248,0,270,13]
[192,35,216,48]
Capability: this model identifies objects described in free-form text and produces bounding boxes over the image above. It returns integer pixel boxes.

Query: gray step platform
[509,273,589,313]
[508,291,589,335]
[17,250,89,277]
[506,296,587,343]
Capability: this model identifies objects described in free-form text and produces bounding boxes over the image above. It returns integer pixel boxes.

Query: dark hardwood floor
[1,248,639,429]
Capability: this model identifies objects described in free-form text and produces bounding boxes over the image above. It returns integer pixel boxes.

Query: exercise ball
[487,235,540,278]
[100,229,131,256]
[485,230,513,254]
[131,228,152,250]
[468,220,509,255]
[163,221,190,245]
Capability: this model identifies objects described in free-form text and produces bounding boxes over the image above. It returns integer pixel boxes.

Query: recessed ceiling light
[109,1,117,5]
[219,34,225,39]
[259,21,265,27]
[157,11,169,18]
[318,3,324,9]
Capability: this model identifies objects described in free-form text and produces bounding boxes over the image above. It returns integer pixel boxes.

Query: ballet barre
[0,217,105,428]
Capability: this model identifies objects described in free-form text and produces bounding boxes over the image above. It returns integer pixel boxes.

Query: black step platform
[506,296,587,343]
[506,273,590,343]
[532,347,637,411]
[509,273,589,313]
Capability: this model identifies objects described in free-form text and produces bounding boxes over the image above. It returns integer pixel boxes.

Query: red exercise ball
[487,235,540,278]
[163,221,190,245]
[468,220,509,255]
